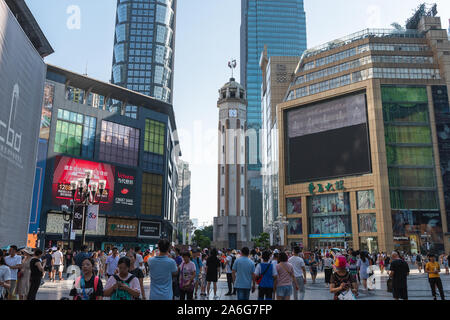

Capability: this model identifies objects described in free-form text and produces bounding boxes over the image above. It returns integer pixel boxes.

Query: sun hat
[335,256,347,269]
[22,247,34,255]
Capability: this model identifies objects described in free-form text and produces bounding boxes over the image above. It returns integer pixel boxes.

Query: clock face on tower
[229,109,238,118]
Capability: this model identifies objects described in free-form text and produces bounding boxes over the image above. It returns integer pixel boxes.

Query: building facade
[278,11,450,254]
[260,45,299,236]
[176,159,191,241]
[0,0,53,248]
[30,64,180,251]
[111,0,177,104]
[240,0,307,237]
[213,78,252,249]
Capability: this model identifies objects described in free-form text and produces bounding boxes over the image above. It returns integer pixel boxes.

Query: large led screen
[52,156,136,212]
[285,93,372,184]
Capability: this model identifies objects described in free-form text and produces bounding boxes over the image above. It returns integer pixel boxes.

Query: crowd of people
[0,242,448,301]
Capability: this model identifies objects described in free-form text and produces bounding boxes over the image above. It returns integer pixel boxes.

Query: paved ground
[35,266,450,300]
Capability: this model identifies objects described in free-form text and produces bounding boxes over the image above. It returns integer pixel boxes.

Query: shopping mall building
[278,9,450,254]
[29,64,181,251]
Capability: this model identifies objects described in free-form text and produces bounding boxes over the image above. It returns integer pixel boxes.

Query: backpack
[230,256,236,269]
[111,274,136,300]
[72,276,99,300]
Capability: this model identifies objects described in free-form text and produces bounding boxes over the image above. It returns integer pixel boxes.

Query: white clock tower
[213,74,252,249]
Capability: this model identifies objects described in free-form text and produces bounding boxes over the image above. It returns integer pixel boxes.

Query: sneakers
[225,292,232,296]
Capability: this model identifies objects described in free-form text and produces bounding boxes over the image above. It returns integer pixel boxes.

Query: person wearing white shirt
[4,245,22,300]
[134,247,144,272]
[288,247,307,300]
[0,250,11,300]
[51,247,64,281]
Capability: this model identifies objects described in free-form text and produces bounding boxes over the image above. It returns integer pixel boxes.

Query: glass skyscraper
[240,0,307,236]
[111,0,176,104]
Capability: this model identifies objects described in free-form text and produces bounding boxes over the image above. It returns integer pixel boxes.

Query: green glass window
[144,119,165,155]
[386,146,434,166]
[389,190,438,210]
[388,168,436,188]
[381,86,428,103]
[54,109,96,158]
[382,103,429,123]
[141,173,163,216]
[385,125,432,144]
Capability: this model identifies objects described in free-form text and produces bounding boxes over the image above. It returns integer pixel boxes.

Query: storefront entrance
[309,238,353,250]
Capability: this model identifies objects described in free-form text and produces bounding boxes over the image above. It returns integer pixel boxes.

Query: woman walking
[205,248,221,299]
[27,249,44,300]
[70,257,103,300]
[323,253,334,287]
[179,252,196,300]
[104,257,140,300]
[357,252,371,292]
[275,252,298,300]
[255,251,277,300]
[330,256,358,300]
[17,248,33,300]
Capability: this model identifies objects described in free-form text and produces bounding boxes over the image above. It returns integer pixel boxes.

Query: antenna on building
[228,59,237,79]
[83,61,88,76]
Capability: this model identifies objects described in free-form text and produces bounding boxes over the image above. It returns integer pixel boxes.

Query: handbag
[387,278,393,293]
[338,290,356,300]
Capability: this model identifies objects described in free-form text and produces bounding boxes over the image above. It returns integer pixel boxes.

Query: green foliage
[252,232,270,249]
[192,225,213,249]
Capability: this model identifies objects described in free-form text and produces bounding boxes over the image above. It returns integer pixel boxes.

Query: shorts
[54,265,63,272]
[276,285,292,297]
[44,265,52,272]
[393,287,408,300]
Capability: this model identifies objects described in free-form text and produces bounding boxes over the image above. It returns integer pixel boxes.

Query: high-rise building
[260,45,299,241]
[240,0,307,237]
[278,5,450,253]
[213,78,252,249]
[111,0,176,104]
[176,159,191,225]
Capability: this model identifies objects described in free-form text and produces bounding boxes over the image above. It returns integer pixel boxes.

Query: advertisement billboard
[107,218,138,237]
[113,167,137,210]
[0,1,46,247]
[52,156,114,210]
[39,82,54,140]
[138,221,161,239]
[285,93,372,184]
[52,156,137,213]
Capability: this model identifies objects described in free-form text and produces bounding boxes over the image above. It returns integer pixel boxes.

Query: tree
[252,232,270,249]
[193,230,211,249]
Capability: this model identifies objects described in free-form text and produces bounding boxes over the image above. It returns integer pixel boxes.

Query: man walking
[4,245,22,300]
[74,245,90,269]
[425,254,445,300]
[225,249,235,296]
[51,247,64,281]
[148,239,178,300]
[389,251,409,300]
[105,247,120,279]
[288,246,307,300]
[232,247,256,301]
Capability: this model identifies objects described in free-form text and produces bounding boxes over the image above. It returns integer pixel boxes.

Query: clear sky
[26,0,450,226]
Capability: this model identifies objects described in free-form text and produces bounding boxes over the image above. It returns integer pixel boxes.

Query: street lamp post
[264,222,277,247]
[63,170,105,249]
[274,214,289,247]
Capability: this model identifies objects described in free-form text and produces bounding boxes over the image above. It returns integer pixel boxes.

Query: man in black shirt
[43,250,53,281]
[389,251,410,300]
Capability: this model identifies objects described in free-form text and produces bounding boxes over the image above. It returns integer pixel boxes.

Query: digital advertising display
[52,156,138,213]
[52,156,115,210]
[285,93,372,184]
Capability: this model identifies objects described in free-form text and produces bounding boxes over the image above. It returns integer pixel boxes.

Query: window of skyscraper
[54,109,96,158]
[144,119,165,155]
[141,173,163,216]
[99,120,140,166]
[66,86,84,104]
